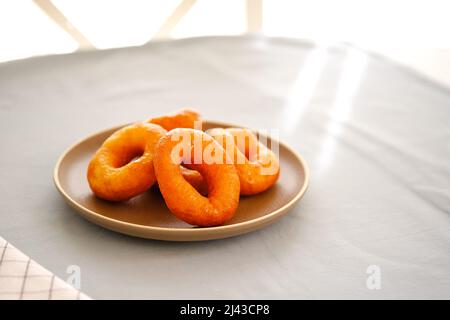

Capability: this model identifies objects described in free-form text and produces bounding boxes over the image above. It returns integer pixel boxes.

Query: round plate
[53,121,309,241]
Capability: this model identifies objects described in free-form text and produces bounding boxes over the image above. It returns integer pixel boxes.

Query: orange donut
[208,128,280,195]
[148,108,201,131]
[154,129,240,226]
[87,122,166,201]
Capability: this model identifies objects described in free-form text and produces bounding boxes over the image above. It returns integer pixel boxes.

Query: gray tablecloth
[0,36,449,299]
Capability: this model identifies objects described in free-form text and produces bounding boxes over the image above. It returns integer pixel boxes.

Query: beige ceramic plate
[53,121,309,241]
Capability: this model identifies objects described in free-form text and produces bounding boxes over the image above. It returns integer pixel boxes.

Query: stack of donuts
[87,109,280,227]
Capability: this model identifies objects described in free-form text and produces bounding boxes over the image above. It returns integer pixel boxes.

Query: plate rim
[53,120,310,236]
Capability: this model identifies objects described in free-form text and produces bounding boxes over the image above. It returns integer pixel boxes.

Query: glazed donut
[87,122,166,201]
[208,128,280,195]
[154,129,240,226]
[148,108,201,131]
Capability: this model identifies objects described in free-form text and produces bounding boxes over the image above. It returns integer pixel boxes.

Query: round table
[0,36,449,299]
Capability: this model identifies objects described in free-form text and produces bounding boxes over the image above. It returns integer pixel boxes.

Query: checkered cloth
[0,237,90,300]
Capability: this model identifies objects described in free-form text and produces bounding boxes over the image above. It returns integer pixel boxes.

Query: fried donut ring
[154,129,240,226]
[87,122,166,201]
[148,108,201,131]
[208,128,280,195]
